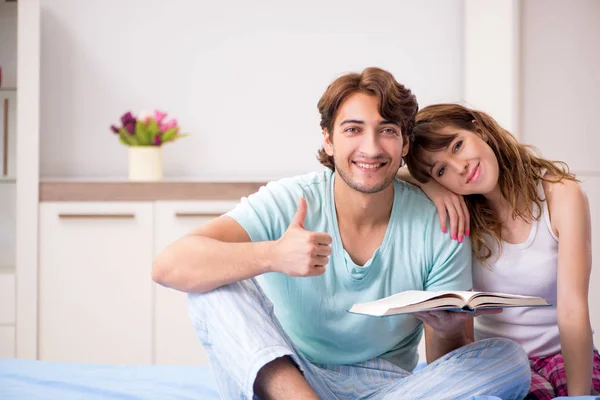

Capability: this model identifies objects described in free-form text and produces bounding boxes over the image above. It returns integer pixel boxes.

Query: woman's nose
[449,158,468,175]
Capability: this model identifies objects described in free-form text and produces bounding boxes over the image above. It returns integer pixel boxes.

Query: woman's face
[422,127,499,195]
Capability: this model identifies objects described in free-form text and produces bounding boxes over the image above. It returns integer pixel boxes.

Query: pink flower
[138,110,152,124]
[154,110,167,124]
[160,118,178,133]
[153,135,162,145]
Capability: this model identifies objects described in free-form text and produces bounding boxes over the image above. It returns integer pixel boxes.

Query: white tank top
[473,180,562,358]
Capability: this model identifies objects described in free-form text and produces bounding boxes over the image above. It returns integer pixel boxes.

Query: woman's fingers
[452,197,465,242]
[460,197,470,237]
[446,203,459,241]
[436,195,469,242]
[436,202,448,234]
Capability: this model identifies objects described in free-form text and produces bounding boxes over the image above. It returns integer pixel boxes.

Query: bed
[0,358,219,400]
[1,358,598,400]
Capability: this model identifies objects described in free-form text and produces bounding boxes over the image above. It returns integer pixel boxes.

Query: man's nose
[359,131,383,156]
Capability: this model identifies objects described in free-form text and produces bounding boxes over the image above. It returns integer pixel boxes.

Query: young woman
[400,103,599,399]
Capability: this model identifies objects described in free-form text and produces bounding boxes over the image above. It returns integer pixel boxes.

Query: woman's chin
[468,183,496,196]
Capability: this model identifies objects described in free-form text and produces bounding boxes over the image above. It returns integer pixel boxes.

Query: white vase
[128,146,163,181]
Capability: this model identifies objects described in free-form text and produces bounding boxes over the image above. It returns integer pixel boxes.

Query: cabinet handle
[58,213,136,219]
[175,212,222,218]
[3,98,8,177]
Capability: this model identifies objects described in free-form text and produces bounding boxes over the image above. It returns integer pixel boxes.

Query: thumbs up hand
[270,197,332,277]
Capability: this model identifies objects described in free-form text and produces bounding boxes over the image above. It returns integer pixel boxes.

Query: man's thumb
[291,197,308,228]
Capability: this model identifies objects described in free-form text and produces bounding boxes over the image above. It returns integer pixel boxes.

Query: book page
[429,290,483,302]
[443,291,550,308]
[372,290,470,307]
[468,292,550,308]
[348,290,468,316]
[348,290,550,317]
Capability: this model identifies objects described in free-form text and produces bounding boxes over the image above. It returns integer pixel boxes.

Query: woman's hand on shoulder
[421,180,470,242]
[396,166,470,241]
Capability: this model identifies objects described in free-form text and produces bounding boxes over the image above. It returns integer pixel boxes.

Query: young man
[152,67,530,399]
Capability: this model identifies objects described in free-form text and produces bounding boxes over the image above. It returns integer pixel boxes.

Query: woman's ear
[323,129,334,156]
[471,119,489,143]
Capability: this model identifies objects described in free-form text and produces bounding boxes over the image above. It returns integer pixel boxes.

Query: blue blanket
[1,358,598,399]
[0,358,219,400]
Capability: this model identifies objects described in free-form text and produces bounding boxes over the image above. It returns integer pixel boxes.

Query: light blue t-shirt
[226,169,472,371]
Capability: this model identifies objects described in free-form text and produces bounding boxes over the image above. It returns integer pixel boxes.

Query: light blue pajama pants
[188,278,530,399]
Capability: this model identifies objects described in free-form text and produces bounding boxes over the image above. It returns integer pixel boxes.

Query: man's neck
[333,174,395,229]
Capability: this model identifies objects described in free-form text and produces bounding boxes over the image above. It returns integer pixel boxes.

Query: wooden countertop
[39,181,268,201]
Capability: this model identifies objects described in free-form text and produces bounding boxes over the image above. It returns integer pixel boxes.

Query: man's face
[323,92,407,194]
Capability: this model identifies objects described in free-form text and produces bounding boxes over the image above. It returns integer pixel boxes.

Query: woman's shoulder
[542,174,589,233]
[541,174,584,203]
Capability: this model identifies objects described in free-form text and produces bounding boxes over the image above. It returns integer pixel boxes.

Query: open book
[348,290,550,317]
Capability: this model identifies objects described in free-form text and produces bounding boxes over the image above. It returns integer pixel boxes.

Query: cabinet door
[0,90,16,180]
[0,183,15,273]
[0,269,15,325]
[0,327,15,358]
[154,200,238,365]
[39,202,154,364]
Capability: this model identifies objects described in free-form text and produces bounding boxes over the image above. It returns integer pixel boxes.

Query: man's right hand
[269,197,332,277]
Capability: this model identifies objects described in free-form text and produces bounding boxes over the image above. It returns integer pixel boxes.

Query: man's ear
[402,140,409,158]
[323,129,334,156]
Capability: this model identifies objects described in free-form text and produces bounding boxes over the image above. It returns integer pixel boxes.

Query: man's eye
[382,128,398,135]
[452,140,463,153]
[345,127,358,133]
[437,166,446,177]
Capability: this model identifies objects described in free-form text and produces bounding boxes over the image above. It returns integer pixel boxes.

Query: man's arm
[152,215,270,293]
[152,197,331,293]
[418,311,482,363]
[416,205,479,363]
[424,322,471,363]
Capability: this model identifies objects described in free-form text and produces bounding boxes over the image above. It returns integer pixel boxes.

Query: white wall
[521,0,600,173]
[521,0,600,337]
[0,1,17,88]
[39,0,464,180]
[463,0,519,135]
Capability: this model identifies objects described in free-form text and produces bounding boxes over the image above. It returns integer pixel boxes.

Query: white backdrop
[38,0,464,180]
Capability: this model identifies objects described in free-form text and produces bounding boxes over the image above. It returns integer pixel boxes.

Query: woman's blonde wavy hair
[404,103,577,264]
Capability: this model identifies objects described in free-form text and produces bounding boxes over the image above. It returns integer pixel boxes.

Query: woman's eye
[452,140,463,153]
[437,166,446,177]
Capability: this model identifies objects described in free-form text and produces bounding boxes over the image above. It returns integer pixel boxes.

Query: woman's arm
[396,167,470,241]
[546,179,594,395]
[396,167,422,186]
